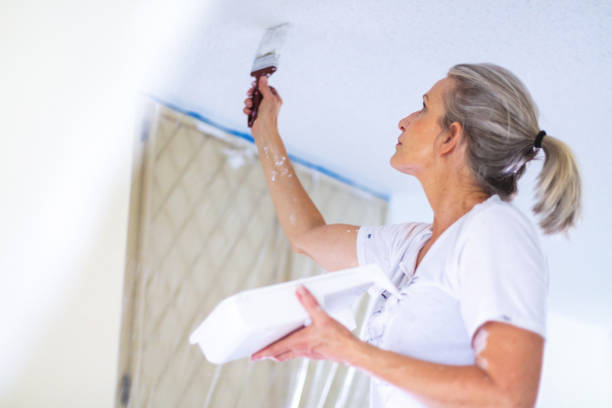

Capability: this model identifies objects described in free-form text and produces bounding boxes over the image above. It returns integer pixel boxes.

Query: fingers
[274,350,298,362]
[243,97,252,115]
[243,92,253,115]
[251,341,286,361]
[251,324,312,361]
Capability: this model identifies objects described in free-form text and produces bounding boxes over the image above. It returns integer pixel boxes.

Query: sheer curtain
[116,101,388,407]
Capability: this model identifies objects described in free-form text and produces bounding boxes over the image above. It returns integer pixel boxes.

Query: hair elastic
[534,130,546,148]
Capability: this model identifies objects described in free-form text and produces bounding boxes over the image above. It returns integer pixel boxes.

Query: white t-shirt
[356,194,549,407]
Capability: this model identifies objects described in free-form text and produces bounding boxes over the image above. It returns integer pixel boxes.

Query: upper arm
[291,224,360,272]
[456,207,549,359]
[473,321,545,407]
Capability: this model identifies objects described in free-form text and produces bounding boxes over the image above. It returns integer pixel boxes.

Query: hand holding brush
[243,76,283,133]
[246,23,291,127]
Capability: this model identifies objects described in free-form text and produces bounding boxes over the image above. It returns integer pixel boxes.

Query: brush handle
[248,66,277,128]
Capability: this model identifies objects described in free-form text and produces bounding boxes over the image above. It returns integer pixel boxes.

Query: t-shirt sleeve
[356,223,424,279]
[455,208,549,343]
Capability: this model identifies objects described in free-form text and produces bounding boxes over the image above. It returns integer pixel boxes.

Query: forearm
[345,340,512,407]
[252,123,325,242]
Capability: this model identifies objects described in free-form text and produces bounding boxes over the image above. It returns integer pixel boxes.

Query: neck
[420,168,491,239]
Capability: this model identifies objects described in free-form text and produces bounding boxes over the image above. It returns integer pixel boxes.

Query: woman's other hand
[243,75,283,133]
[250,285,360,364]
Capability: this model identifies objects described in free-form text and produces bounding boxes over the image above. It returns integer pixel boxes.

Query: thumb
[258,75,272,97]
[296,285,329,323]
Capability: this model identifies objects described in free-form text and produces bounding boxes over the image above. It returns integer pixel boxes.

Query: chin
[389,157,413,175]
[389,155,397,170]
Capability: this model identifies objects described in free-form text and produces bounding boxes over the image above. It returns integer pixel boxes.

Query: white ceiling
[144,0,612,327]
[147,0,611,197]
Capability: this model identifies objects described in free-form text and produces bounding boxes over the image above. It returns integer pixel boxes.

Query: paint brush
[248,23,291,128]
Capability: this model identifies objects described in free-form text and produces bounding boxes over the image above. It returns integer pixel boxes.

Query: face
[390,76,456,176]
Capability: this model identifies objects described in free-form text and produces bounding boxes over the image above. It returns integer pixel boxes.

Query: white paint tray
[189,263,398,364]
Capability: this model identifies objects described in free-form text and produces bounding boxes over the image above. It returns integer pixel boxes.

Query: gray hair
[442,63,582,237]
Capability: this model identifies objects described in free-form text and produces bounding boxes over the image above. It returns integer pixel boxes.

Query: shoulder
[356,221,431,273]
[457,197,548,274]
[464,197,542,247]
[359,221,430,245]
[357,221,431,258]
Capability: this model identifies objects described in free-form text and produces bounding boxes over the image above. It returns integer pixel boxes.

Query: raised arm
[243,76,359,272]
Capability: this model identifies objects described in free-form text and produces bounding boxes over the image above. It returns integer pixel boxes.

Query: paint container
[189,264,398,364]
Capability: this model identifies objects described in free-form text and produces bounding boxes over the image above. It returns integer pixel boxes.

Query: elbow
[290,241,305,254]
[290,234,307,255]
[290,226,321,255]
[501,394,519,408]
[495,387,534,408]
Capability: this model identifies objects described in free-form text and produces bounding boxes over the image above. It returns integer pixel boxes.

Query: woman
[241,63,582,407]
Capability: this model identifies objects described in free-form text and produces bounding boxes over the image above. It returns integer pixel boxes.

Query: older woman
[242,63,582,407]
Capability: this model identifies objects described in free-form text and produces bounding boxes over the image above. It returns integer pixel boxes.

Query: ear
[438,121,464,156]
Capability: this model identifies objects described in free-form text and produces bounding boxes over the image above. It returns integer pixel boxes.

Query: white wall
[386,185,612,407]
[0,1,210,406]
[0,5,133,408]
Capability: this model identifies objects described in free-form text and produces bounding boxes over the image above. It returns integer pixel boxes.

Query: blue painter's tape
[144,94,389,201]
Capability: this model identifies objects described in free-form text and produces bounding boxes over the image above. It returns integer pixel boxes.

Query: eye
[421,101,426,112]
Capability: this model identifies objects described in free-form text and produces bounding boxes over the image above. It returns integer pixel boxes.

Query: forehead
[427,77,454,102]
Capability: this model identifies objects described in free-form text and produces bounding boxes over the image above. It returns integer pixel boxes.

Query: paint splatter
[476,356,489,371]
[274,156,287,167]
[270,155,292,178]
[473,327,489,355]
[473,327,490,371]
